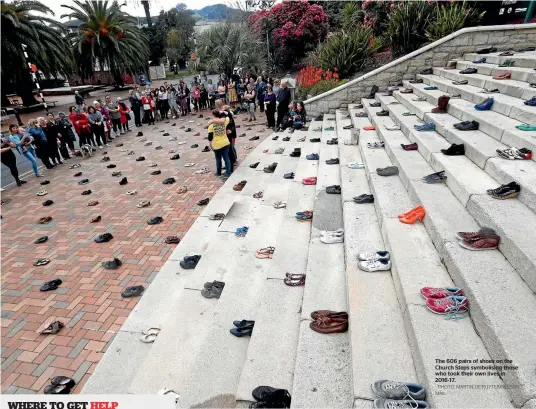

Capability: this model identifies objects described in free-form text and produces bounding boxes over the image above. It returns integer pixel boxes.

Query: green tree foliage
[1,0,73,105]
[62,1,149,85]
[426,1,485,41]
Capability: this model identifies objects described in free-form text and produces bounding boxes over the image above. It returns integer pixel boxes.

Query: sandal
[255,247,275,259]
[126,189,137,195]
[284,275,306,286]
[348,162,365,169]
[253,191,264,198]
[69,164,81,169]
[273,201,287,209]
[33,258,50,266]
[139,333,158,343]
[235,226,249,237]
[38,216,53,224]
[209,213,225,220]
[36,190,48,196]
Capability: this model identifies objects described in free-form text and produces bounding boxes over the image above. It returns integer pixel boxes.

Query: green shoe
[402,112,416,116]
[323,126,335,131]
[516,124,536,131]
[499,59,514,67]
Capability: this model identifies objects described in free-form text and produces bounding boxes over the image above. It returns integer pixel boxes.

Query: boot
[431,95,450,113]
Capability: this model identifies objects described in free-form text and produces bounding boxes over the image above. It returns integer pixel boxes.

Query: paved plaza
[0,110,270,393]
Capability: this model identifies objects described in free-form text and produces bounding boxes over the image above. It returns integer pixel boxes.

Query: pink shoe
[421,287,464,299]
[426,296,468,314]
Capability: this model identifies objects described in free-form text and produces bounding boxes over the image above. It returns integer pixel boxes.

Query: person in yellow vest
[207,110,231,179]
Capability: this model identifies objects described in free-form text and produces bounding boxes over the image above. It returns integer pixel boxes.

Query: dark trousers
[133,106,142,126]
[1,150,20,182]
[78,130,91,147]
[111,118,121,134]
[58,138,71,159]
[277,105,288,127]
[91,124,106,146]
[214,145,231,177]
[266,105,276,128]
[144,110,155,125]
[258,96,265,112]
[48,141,62,164]
[35,144,53,169]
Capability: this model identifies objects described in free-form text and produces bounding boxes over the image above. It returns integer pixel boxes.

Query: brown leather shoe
[310,310,348,320]
[310,317,348,334]
[233,180,247,191]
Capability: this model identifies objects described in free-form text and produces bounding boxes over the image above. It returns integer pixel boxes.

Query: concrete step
[361,106,536,407]
[392,91,536,213]
[433,67,536,100]
[456,60,536,83]
[416,72,535,124]
[463,51,536,69]
[290,113,353,408]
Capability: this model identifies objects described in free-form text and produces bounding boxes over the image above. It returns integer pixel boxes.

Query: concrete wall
[305,24,536,117]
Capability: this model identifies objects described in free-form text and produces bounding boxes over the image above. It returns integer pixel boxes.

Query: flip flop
[284,275,306,286]
[139,333,158,343]
[255,247,275,259]
[253,191,264,198]
[33,258,50,266]
[348,162,365,169]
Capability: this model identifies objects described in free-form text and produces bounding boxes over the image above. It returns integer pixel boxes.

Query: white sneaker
[357,251,390,261]
[321,234,344,244]
[106,144,111,147]
[36,190,48,196]
[126,189,137,195]
[359,258,391,272]
[385,124,401,131]
[99,146,104,149]
[348,162,365,169]
[320,228,344,236]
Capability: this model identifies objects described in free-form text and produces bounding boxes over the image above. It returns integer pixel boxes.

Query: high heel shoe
[398,205,424,219]
[399,207,426,224]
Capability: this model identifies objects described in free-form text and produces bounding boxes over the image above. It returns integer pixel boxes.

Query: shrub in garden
[426,1,485,41]
[296,66,348,99]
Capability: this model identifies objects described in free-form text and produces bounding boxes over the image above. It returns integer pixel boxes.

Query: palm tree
[62,1,150,86]
[141,0,152,27]
[194,22,265,77]
[1,0,72,107]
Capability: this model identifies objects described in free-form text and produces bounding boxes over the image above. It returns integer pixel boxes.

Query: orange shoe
[493,72,511,80]
[363,125,376,131]
[400,207,426,224]
[398,205,424,219]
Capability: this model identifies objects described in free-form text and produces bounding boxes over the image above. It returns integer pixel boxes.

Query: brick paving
[0,109,271,394]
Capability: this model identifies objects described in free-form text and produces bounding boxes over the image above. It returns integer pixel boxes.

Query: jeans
[111,118,122,134]
[293,121,304,129]
[248,102,256,120]
[214,145,231,177]
[22,147,39,176]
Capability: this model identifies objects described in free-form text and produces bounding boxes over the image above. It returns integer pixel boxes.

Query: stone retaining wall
[305,24,536,117]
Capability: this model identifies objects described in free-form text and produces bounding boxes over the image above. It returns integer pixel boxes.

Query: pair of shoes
[476,46,497,54]
[44,376,76,395]
[289,148,301,157]
[121,285,145,298]
[358,251,391,272]
[147,216,163,225]
[40,320,65,335]
[235,226,249,237]
[441,143,465,156]
[367,141,384,149]
[460,68,477,74]
[354,194,373,204]
[372,380,428,408]
[306,153,319,160]
[524,96,536,107]
[487,181,520,199]
[376,109,389,117]
[499,59,514,67]
[233,180,247,191]
[250,162,260,169]
[102,258,122,270]
[325,158,339,165]
[454,120,479,131]
[414,122,435,132]
[400,88,413,94]
[377,166,398,176]
[320,228,344,244]
[348,162,365,169]
[496,147,532,160]
[256,246,275,259]
[493,72,511,80]
[180,255,201,269]
[165,235,181,244]
[401,142,418,151]
[326,185,341,194]
[326,138,338,145]
[230,319,254,337]
[309,310,348,334]
[284,273,305,286]
[197,198,209,205]
[94,232,113,243]
[202,281,225,299]
[40,278,62,291]
[423,170,447,184]
[456,228,500,251]
[399,206,425,224]
[473,57,486,63]
[284,172,295,179]
[295,210,313,222]
[264,162,277,173]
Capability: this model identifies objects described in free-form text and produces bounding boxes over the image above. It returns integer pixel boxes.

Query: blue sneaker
[414,122,436,132]
[424,86,438,90]
[306,153,319,160]
[475,97,494,110]
[473,57,486,64]
[524,96,536,107]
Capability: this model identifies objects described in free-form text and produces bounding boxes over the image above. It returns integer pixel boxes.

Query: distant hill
[186,4,242,20]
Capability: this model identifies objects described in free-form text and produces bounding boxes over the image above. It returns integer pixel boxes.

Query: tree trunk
[142,1,152,27]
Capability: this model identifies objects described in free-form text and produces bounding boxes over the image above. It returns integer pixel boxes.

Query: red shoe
[426,296,468,314]
[459,235,500,250]
[263,149,269,153]
[194,132,200,136]
[398,205,423,219]
[421,287,464,299]
[399,207,425,224]
[493,72,511,80]
[302,177,317,185]
[363,125,376,131]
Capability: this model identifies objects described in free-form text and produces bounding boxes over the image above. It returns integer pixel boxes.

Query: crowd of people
[1,71,306,189]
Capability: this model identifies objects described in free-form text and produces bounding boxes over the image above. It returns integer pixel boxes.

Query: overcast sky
[47,0,229,21]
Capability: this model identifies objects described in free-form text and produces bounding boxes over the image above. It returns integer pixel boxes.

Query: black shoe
[343,124,353,130]
[377,110,389,117]
[409,78,423,84]
[102,258,122,269]
[367,85,379,99]
[42,200,54,206]
[441,143,465,156]
[40,278,62,292]
[370,102,381,107]
[325,158,339,165]
[78,179,89,185]
[95,233,113,243]
[310,138,321,143]
[170,154,180,160]
[136,156,145,161]
[460,68,477,74]
[121,285,145,298]
[191,144,198,148]
[116,143,124,147]
[353,194,374,204]
[263,163,277,173]
[326,185,341,194]
[107,164,116,168]
[148,216,164,225]
[101,156,110,162]
[477,46,497,54]
[454,120,479,131]
[119,177,128,185]
[151,170,161,175]
[283,172,295,179]
[81,190,92,195]
[163,177,176,184]
[420,67,433,75]
[272,136,279,140]
[250,162,260,169]
[197,198,209,206]
[40,180,50,185]
[252,386,291,408]
[34,236,49,244]
[282,137,290,141]
[289,151,301,157]
[202,146,210,152]
[40,321,65,334]
[487,181,520,200]
[249,136,259,141]
[180,255,201,269]
[137,131,143,136]
[163,133,169,136]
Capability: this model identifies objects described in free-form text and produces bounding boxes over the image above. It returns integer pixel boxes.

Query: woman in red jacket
[69,106,92,146]
[117,97,131,133]
[141,92,155,125]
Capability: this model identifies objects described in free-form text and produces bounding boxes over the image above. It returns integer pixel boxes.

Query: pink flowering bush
[249,0,329,68]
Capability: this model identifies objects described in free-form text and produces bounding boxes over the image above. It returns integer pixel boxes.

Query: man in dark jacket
[276,81,291,130]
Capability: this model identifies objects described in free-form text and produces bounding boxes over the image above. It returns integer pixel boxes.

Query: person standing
[169,86,180,118]
[40,117,63,166]
[8,124,43,178]
[192,85,201,112]
[105,95,122,135]
[1,135,26,186]
[74,90,85,112]
[256,76,266,113]
[217,81,226,103]
[276,81,291,130]
[129,89,142,126]
[207,110,231,178]
[264,85,277,130]
[87,106,107,148]
[69,107,92,148]
[244,85,256,122]
[94,100,112,142]
[26,119,54,170]
[57,112,77,157]
[178,83,190,116]
[158,86,169,119]
[141,92,155,125]
[118,98,131,133]
[199,84,208,111]
[207,79,216,110]
[229,79,238,108]
[47,113,71,160]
